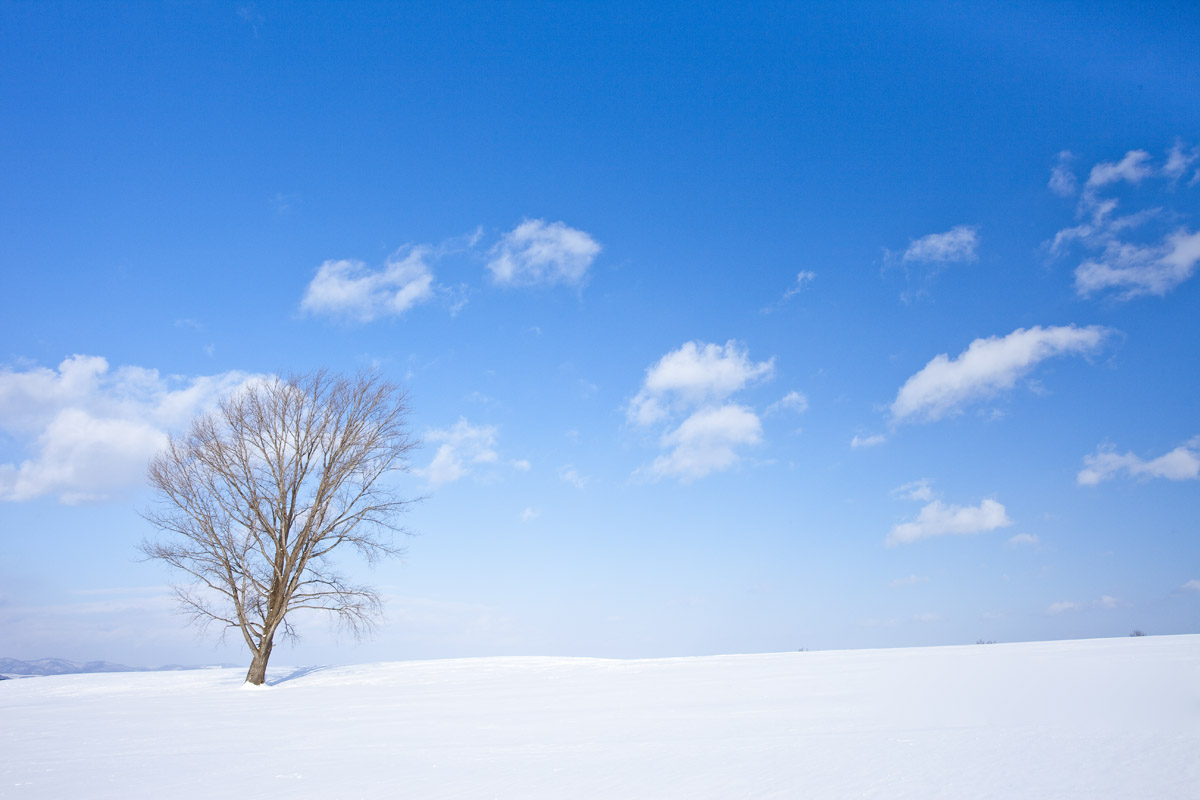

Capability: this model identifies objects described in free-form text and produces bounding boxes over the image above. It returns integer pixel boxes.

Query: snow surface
[2,635,1197,798]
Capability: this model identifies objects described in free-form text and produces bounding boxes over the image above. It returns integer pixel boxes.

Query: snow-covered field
[2,635,1197,799]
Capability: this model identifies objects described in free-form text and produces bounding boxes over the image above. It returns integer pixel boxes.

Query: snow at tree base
[3,635,1197,799]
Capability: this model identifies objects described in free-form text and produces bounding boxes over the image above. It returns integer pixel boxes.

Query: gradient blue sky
[2,1,1198,666]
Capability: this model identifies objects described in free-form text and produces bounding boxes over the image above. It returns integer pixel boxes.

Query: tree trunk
[245,638,274,685]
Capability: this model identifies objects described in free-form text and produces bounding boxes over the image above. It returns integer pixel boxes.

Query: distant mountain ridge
[0,657,233,678]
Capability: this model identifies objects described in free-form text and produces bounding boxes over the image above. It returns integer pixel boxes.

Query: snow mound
[2,636,1197,798]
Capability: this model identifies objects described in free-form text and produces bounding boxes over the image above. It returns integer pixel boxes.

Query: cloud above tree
[0,355,257,504]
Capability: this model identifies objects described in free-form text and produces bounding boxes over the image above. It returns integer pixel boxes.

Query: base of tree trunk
[245,642,273,685]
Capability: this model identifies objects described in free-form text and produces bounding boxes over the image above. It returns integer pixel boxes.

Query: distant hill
[0,657,233,678]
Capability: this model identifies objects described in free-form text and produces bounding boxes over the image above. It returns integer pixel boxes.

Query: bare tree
[141,370,418,685]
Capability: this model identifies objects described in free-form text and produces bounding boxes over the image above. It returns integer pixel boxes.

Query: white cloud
[628,341,775,483]
[1164,141,1198,182]
[913,612,941,623]
[1181,579,1200,592]
[301,246,435,322]
[1049,144,1200,300]
[892,479,934,502]
[511,459,532,472]
[902,226,979,264]
[487,219,601,287]
[648,403,763,482]
[890,574,927,588]
[558,465,588,489]
[1046,203,1112,258]
[887,498,1012,546]
[1077,437,1200,486]
[420,419,500,487]
[890,325,1109,423]
[1047,600,1084,615]
[1074,228,1200,299]
[1096,595,1120,609]
[766,390,808,415]
[1049,151,1077,197]
[1085,149,1153,190]
[0,355,256,504]
[1006,533,1040,547]
[628,340,774,426]
[520,507,539,522]
[850,433,886,448]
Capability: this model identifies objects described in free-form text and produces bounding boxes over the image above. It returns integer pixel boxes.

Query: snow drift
[2,635,1197,798]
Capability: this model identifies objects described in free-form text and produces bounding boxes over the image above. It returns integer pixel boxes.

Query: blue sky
[2,1,1199,666]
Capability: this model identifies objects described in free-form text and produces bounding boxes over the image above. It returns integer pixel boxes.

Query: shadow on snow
[268,665,335,686]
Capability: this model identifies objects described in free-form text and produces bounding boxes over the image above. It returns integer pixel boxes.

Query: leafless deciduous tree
[141,370,418,685]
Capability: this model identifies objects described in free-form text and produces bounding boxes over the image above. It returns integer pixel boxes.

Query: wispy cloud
[766,390,808,415]
[890,574,927,588]
[886,225,981,301]
[850,433,886,448]
[1074,229,1200,299]
[1047,595,1120,615]
[487,219,601,287]
[1049,143,1200,300]
[648,403,764,482]
[1077,437,1200,486]
[890,325,1109,424]
[420,419,501,487]
[781,270,815,298]
[1164,140,1199,183]
[301,229,487,322]
[902,225,980,264]
[764,271,816,312]
[1006,533,1040,547]
[269,191,299,215]
[558,465,588,488]
[1046,600,1084,615]
[891,479,934,502]
[0,355,256,504]
[237,4,264,37]
[1048,150,1077,197]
